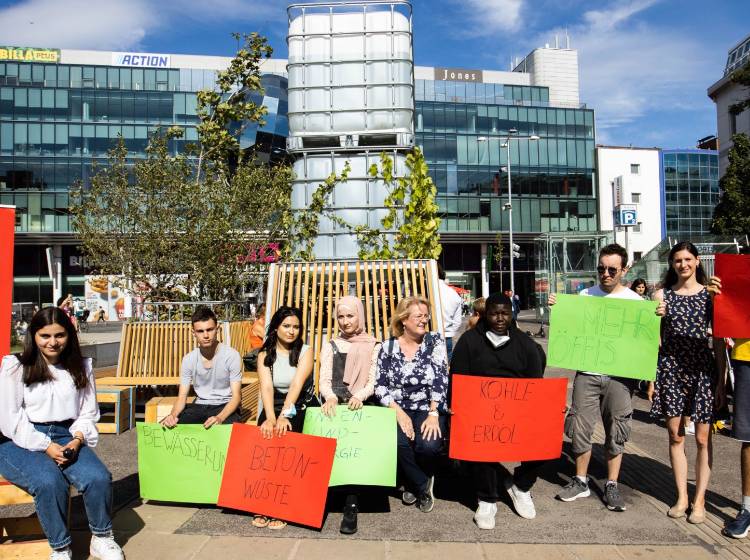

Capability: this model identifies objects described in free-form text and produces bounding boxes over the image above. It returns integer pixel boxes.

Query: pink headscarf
[334,296,377,392]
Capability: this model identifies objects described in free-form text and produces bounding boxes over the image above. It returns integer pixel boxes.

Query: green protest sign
[137,422,231,503]
[548,294,660,380]
[303,406,396,487]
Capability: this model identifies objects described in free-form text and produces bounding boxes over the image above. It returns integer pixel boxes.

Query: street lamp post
[479,129,539,298]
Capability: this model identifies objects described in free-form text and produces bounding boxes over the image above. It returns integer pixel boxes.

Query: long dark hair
[18,307,87,389]
[662,241,707,290]
[630,278,647,295]
[260,306,304,368]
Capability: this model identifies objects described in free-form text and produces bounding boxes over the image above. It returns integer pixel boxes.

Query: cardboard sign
[137,423,231,504]
[547,294,660,380]
[217,424,336,528]
[449,375,567,462]
[714,254,750,338]
[303,406,397,487]
[0,206,14,357]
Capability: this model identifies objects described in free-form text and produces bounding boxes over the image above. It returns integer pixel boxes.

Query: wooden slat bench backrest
[115,320,253,380]
[265,260,444,385]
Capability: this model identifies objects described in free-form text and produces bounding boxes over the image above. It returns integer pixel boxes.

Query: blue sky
[1,0,748,148]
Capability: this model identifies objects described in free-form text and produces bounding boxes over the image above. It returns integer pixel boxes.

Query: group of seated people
[161,292,547,534]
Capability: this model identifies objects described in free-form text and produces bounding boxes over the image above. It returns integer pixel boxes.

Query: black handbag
[243,348,260,371]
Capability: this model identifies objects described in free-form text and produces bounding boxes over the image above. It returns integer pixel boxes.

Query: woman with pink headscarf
[319,295,381,535]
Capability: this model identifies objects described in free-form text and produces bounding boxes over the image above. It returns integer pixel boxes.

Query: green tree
[728,61,750,117]
[711,133,750,235]
[71,33,294,302]
[355,147,442,260]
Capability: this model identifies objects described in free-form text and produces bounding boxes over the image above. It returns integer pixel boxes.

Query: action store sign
[112,52,170,68]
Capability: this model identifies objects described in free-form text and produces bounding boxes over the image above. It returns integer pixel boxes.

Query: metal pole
[507,140,515,296]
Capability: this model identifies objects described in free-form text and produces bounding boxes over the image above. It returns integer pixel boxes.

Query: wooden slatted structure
[97,321,255,386]
[265,260,444,385]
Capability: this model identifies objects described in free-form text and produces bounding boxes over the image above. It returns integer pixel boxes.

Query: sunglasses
[597,265,620,276]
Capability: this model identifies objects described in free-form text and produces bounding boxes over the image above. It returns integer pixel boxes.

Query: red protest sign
[0,206,15,357]
[217,424,336,528]
[449,375,567,462]
[714,253,750,338]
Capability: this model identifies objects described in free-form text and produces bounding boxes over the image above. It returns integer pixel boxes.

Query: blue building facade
[660,149,720,241]
[1,48,287,305]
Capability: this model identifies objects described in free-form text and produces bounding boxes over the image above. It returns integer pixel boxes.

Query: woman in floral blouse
[375,296,449,514]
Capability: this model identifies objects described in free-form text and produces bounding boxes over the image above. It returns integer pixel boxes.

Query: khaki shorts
[564,372,635,456]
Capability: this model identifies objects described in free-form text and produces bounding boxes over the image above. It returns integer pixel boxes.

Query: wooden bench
[94,320,260,422]
[96,386,135,434]
[265,260,445,386]
[0,476,71,557]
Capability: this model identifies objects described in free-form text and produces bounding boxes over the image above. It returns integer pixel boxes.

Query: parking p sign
[616,205,638,227]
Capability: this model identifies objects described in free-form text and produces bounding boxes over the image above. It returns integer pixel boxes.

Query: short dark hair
[191,306,217,325]
[599,244,628,268]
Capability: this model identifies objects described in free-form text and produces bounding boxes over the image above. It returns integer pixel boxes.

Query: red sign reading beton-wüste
[714,253,750,338]
[0,206,15,357]
[449,375,567,462]
[217,424,336,528]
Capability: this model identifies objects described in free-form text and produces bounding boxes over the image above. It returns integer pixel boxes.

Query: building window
[634,251,642,261]
[631,192,641,204]
[633,222,642,233]
[730,112,737,135]
[630,163,640,174]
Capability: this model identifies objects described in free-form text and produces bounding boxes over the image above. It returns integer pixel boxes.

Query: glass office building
[661,149,720,241]
[1,48,287,305]
[415,74,596,305]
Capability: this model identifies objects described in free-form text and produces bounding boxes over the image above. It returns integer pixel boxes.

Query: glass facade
[415,78,596,303]
[661,149,719,240]
[0,60,288,234]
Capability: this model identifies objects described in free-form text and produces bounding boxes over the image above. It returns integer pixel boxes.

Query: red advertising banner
[217,424,336,528]
[714,253,750,338]
[449,375,567,462]
[0,206,15,357]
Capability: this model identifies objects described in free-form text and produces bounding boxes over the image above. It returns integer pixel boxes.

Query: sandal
[268,518,287,530]
[251,515,270,528]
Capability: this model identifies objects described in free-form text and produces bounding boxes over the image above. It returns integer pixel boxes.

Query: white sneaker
[474,500,498,530]
[505,478,537,519]
[49,548,72,560]
[90,534,125,560]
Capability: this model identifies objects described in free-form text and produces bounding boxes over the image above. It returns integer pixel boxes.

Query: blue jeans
[397,409,446,494]
[0,422,113,549]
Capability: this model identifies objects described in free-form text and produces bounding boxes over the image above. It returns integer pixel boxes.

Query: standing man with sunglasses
[550,244,665,511]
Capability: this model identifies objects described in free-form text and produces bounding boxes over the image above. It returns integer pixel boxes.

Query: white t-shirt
[579,285,643,376]
[439,280,464,338]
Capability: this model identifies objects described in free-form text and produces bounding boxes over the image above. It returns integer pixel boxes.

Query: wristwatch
[427,410,439,417]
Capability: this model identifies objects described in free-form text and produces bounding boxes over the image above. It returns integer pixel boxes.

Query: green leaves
[355,147,442,260]
[712,133,750,236]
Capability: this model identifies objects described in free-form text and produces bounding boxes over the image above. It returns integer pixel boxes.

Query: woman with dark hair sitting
[0,307,124,560]
[450,292,546,529]
[253,305,314,530]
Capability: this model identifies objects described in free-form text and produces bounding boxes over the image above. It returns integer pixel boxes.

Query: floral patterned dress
[374,332,448,411]
[651,287,716,424]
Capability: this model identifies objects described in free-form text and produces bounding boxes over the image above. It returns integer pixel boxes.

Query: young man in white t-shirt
[161,307,242,429]
[550,244,665,511]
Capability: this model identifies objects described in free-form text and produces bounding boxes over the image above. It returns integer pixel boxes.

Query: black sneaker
[402,489,417,505]
[604,481,626,512]
[418,476,435,513]
[340,503,358,535]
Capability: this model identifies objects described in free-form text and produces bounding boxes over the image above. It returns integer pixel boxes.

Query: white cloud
[0,0,157,50]
[533,0,714,140]
[455,0,524,35]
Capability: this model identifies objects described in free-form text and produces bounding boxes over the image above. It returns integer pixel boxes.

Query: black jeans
[179,402,240,425]
[470,460,545,502]
[397,409,446,494]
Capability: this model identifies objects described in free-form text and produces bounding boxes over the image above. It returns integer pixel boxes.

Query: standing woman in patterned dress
[651,242,727,524]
